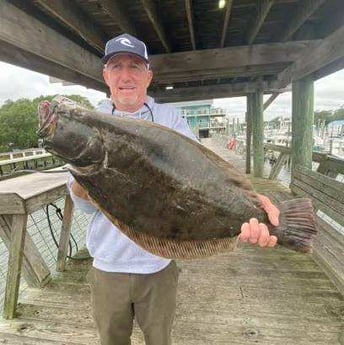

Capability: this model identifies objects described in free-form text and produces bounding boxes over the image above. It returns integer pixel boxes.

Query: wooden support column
[3,214,27,319]
[56,194,74,272]
[291,76,314,179]
[0,215,50,288]
[245,95,253,174]
[252,92,265,177]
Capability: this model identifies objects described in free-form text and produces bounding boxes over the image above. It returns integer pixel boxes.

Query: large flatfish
[37,96,316,259]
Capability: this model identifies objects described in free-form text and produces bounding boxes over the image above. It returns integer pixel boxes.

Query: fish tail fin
[271,198,317,253]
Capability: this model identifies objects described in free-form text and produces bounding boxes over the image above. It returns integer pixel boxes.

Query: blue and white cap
[102,33,149,64]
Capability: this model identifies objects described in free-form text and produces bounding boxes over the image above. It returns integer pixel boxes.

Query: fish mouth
[37,101,58,138]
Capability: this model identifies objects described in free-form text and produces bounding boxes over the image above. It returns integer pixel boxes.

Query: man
[68,33,279,345]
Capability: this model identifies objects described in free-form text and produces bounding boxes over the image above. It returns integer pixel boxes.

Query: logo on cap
[115,37,135,48]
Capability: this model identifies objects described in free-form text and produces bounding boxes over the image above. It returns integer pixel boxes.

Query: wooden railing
[0,148,46,160]
[264,143,344,180]
[0,171,74,319]
[0,153,64,177]
[211,136,344,180]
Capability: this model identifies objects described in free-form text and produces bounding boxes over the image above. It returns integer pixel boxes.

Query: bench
[290,164,344,295]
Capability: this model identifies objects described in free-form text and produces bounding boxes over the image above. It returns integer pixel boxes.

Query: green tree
[0,95,94,152]
[333,106,344,122]
[314,110,332,124]
[0,98,38,151]
[314,106,344,126]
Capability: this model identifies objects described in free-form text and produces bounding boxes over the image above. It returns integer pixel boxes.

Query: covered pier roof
[1,0,343,102]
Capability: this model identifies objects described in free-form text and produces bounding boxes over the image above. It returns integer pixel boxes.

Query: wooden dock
[0,139,343,345]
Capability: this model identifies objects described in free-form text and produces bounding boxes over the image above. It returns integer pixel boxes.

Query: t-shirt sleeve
[67,175,97,214]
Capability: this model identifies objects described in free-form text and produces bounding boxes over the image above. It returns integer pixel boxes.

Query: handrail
[211,135,344,179]
[264,143,344,178]
[0,153,64,177]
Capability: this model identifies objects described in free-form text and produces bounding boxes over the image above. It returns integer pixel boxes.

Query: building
[169,100,228,138]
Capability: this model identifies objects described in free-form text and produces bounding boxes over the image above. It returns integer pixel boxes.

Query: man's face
[103,54,153,111]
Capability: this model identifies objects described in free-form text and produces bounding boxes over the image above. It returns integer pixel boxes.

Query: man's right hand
[71,181,90,200]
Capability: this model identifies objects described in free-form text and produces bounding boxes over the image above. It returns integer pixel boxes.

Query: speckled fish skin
[37,97,317,257]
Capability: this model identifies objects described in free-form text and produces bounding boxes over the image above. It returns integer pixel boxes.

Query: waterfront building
[169,100,228,138]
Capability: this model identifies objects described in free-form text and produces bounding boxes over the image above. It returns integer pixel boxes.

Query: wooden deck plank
[0,319,99,344]
[0,138,343,344]
[0,333,85,345]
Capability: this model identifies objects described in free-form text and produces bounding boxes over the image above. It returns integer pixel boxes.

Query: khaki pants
[87,261,179,345]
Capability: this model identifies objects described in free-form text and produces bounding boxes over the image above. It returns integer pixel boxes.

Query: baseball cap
[102,33,149,64]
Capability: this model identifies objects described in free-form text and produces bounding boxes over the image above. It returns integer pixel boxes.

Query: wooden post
[3,214,27,319]
[291,76,314,179]
[56,194,74,272]
[269,153,289,180]
[252,91,264,177]
[245,95,253,174]
[0,215,50,288]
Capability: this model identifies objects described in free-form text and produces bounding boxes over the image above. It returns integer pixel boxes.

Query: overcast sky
[0,61,343,121]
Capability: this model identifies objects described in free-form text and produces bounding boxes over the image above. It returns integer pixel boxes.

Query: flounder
[37,96,317,259]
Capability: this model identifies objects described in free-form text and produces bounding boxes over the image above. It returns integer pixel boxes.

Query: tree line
[0,95,94,152]
[266,106,344,129]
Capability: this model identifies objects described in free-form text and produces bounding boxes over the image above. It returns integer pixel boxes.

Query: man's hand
[239,194,279,248]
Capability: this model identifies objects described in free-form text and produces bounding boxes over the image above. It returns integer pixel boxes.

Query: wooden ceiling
[1,0,343,102]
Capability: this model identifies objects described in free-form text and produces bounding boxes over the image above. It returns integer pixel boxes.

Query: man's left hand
[239,194,279,248]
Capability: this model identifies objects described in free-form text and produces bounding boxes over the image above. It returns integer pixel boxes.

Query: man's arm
[71,180,90,200]
[67,177,97,214]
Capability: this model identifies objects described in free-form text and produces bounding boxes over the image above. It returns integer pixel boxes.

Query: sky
[0,61,343,121]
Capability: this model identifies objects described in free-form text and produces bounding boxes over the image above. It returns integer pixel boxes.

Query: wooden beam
[313,57,344,81]
[0,1,106,92]
[280,0,327,41]
[150,40,319,74]
[291,76,314,180]
[220,0,234,48]
[316,0,344,39]
[269,153,289,180]
[185,0,196,50]
[56,195,74,272]
[246,95,253,174]
[35,0,107,53]
[263,92,281,110]
[140,0,172,52]
[247,0,274,45]
[3,214,27,319]
[98,0,137,36]
[153,63,288,84]
[0,215,50,288]
[151,81,281,102]
[252,92,265,177]
[234,0,297,9]
[277,25,344,88]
